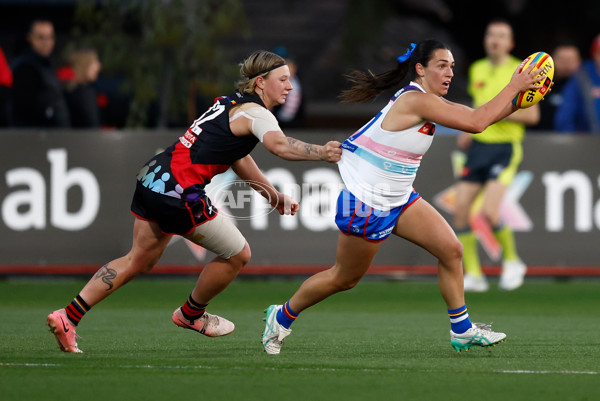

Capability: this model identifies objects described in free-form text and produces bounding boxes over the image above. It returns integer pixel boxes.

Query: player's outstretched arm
[263,131,342,162]
[470,63,546,128]
[411,64,545,134]
[231,154,299,215]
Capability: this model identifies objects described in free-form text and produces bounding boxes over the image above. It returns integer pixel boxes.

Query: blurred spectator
[58,48,102,128]
[11,19,70,128]
[554,34,600,133]
[530,43,581,131]
[0,46,12,126]
[271,46,306,128]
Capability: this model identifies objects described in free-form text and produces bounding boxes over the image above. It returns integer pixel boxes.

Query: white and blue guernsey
[335,82,436,241]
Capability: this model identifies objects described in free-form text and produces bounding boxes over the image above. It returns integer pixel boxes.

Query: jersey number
[180,102,226,148]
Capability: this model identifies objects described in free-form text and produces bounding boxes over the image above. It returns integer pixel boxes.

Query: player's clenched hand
[320,141,343,163]
[271,192,299,215]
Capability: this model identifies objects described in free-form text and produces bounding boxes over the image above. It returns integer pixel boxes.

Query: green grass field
[1,277,599,401]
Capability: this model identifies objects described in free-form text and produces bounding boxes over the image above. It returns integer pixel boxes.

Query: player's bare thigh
[130,218,172,268]
[333,233,380,282]
[392,198,461,262]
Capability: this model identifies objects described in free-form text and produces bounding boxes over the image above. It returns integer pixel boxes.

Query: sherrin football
[512,51,554,108]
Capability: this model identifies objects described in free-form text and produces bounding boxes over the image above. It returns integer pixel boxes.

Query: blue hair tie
[397,43,417,63]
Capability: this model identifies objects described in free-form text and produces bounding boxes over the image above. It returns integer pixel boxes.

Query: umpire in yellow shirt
[454,19,540,292]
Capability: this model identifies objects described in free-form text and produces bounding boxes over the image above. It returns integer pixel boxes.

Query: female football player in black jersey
[47,50,342,353]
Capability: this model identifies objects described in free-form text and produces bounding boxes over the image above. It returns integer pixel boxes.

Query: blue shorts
[335,189,421,242]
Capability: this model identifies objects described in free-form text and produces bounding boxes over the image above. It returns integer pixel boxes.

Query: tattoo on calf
[94,264,117,291]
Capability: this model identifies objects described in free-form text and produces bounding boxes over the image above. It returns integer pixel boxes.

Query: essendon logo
[418,122,436,136]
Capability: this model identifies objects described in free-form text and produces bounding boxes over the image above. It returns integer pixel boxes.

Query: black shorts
[130,181,218,235]
[460,141,514,184]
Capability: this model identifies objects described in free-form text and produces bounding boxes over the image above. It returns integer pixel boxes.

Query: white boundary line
[496,369,598,375]
[1,362,598,375]
[0,363,61,367]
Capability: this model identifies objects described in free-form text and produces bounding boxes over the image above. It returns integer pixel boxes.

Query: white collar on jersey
[408,81,426,93]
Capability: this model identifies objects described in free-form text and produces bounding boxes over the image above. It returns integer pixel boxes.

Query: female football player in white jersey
[263,39,546,355]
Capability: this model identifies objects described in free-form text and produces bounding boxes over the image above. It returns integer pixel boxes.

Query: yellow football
[512,52,554,108]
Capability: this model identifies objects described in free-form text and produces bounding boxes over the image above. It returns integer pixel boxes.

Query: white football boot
[262,305,292,355]
[450,322,506,353]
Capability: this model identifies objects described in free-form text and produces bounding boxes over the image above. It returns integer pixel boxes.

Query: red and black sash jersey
[136,91,265,201]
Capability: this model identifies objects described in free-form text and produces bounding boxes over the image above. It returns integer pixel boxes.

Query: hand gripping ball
[512,52,554,108]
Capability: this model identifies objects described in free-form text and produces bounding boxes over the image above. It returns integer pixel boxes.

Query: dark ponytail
[339,39,451,104]
[339,62,410,104]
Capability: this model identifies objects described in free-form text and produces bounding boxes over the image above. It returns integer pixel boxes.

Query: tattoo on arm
[94,263,117,291]
[287,137,319,156]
